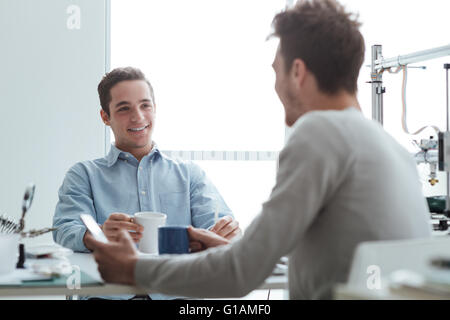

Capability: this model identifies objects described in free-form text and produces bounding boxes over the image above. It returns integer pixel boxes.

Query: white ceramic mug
[134,212,167,254]
[0,233,19,275]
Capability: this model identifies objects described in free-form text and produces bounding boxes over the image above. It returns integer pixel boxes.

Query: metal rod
[365,65,426,69]
[446,65,449,131]
[371,45,383,124]
[446,64,450,211]
[374,44,450,71]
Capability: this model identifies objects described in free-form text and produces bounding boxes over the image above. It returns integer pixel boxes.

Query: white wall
[0,0,109,245]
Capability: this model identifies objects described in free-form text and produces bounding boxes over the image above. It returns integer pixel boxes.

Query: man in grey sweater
[85,0,431,299]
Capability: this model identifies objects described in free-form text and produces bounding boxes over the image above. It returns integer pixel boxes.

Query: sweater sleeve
[135,115,353,298]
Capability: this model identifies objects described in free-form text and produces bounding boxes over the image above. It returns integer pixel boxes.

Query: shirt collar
[290,106,357,131]
[105,142,160,167]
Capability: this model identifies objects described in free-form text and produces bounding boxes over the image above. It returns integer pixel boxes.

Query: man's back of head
[271,0,365,96]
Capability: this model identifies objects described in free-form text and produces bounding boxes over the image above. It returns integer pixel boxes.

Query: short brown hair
[97,67,155,116]
[271,0,365,94]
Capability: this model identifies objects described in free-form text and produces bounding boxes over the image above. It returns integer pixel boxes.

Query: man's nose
[130,107,145,122]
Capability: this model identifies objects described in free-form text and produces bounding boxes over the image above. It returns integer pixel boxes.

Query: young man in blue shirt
[52,67,240,299]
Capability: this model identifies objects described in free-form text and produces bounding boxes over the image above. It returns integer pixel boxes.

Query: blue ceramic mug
[158,226,190,254]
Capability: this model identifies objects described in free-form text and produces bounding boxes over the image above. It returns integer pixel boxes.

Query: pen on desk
[430,258,450,269]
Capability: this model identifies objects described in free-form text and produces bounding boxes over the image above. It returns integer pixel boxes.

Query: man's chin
[285,111,305,127]
[118,139,152,151]
[285,116,296,127]
[131,142,152,149]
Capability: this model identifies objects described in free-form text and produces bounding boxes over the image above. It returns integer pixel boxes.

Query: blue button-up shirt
[52,143,233,299]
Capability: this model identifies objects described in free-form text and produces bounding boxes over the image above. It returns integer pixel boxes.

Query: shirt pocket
[159,191,190,223]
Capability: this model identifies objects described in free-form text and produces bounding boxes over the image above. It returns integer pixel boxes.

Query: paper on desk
[389,268,450,299]
[26,257,73,277]
[25,244,73,258]
[0,269,53,285]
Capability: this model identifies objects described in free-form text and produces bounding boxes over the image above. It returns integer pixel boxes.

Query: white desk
[333,237,450,300]
[0,252,288,298]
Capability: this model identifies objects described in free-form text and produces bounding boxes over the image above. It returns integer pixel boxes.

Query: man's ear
[291,58,307,87]
[100,109,110,126]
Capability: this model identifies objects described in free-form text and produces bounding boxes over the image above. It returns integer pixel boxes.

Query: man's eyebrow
[114,99,152,109]
[114,101,130,108]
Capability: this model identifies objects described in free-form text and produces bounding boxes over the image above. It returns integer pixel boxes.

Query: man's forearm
[53,223,91,253]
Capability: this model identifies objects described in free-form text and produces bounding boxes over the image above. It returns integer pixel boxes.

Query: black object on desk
[439,220,449,231]
[427,196,446,214]
[16,244,25,269]
[431,258,450,269]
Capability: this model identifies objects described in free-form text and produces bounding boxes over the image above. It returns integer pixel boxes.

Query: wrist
[83,230,93,251]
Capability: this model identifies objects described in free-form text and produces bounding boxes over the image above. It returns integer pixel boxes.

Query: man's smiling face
[101,80,156,155]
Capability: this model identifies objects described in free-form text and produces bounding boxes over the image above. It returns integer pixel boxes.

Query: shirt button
[125,154,129,158]
[141,191,146,195]
[139,167,143,170]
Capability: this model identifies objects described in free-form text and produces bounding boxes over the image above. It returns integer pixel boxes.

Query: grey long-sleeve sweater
[135,107,431,299]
